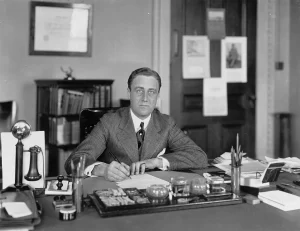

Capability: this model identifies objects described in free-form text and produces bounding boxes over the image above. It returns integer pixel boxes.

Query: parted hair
[127,67,162,92]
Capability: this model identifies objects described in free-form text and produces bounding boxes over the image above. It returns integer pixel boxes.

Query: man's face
[128,75,160,120]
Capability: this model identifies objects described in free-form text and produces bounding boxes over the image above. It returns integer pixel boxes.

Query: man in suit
[65,67,207,181]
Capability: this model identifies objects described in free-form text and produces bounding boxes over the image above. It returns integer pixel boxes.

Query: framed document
[29,1,92,57]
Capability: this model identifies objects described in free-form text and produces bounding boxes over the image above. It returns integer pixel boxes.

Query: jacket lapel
[116,108,139,163]
[141,112,164,160]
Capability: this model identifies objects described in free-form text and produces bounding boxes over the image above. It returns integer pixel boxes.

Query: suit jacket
[65,107,207,174]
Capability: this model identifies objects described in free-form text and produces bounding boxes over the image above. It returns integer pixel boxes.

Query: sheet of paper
[265,156,300,168]
[3,202,32,218]
[203,78,228,116]
[214,161,266,174]
[207,8,226,40]
[221,36,247,83]
[116,174,170,189]
[182,36,210,79]
[1,131,46,189]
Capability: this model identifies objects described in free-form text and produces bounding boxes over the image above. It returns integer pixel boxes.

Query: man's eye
[148,90,156,95]
[136,89,143,94]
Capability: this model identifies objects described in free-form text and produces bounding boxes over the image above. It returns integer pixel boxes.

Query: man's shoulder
[152,109,175,125]
[101,107,128,121]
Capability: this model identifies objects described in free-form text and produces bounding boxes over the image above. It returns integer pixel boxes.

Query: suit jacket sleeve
[161,117,208,170]
[64,118,109,175]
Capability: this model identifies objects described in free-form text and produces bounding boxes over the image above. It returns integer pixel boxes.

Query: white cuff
[84,162,102,177]
[157,156,170,171]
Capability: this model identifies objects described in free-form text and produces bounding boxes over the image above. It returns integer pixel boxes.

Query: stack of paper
[258,190,300,211]
[265,156,300,173]
[213,152,250,165]
[116,174,170,189]
[214,160,266,174]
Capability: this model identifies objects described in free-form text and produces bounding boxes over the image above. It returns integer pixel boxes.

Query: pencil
[109,151,131,178]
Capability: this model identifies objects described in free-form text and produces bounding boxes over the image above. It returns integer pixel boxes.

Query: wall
[290,0,300,158]
[256,0,291,160]
[0,0,170,130]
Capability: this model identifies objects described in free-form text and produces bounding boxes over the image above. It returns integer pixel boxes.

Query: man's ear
[127,88,131,99]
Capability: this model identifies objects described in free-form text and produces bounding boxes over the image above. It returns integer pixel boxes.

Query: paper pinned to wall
[182,36,210,79]
[203,78,228,116]
[221,36,247,83]
[116,174,170,189]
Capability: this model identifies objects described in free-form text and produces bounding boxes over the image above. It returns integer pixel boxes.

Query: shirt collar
[130,109,151,132]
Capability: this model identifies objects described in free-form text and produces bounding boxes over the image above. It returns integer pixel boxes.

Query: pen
[109,151,131,179]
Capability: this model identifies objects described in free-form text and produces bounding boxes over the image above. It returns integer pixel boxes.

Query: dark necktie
[136,122,145,149]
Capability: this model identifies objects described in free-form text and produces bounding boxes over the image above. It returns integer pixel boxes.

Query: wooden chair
[79,107,119,142]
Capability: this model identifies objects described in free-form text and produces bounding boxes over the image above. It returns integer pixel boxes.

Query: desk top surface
[36,171,300,231]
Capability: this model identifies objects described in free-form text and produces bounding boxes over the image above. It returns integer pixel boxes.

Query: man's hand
[130,158,162,175]
[92,161,130,182]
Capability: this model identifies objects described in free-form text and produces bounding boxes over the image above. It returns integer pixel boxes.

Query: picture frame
[29,1,92,57]
[221,36,247,83]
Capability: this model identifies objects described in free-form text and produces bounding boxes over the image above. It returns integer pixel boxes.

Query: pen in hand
[108,151,131,179]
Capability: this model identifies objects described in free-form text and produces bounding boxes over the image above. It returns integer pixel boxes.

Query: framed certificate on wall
[29,1,92,57]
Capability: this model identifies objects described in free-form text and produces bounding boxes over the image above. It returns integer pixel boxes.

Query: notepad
[258,190,300,211]
[116,174,170,189]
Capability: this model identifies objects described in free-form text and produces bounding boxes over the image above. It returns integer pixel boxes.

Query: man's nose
[142,92,148,101]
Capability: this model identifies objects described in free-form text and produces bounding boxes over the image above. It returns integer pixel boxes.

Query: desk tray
[88,188,243,217]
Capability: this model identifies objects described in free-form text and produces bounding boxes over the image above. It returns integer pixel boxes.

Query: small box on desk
[241,184,277,196]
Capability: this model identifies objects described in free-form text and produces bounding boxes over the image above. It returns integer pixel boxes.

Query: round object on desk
[190,177,207,195]
[59,205,76,221]
[146,184,169,199]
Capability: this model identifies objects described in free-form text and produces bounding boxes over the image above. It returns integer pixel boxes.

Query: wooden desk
[36,171,300,231]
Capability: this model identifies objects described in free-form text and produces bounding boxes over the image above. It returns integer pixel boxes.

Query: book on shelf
[105,85,111,107]
[58,148,73,175]
[71,120,80,144]
[100,85,105,108]
[48,118,79,146]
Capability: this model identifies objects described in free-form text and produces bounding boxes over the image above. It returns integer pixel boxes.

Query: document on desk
[215,160,266,174]
[116,174,170,189]
[258,190,300,211]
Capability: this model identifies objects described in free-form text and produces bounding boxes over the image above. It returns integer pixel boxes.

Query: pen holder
[72,176,84,213]
[231,166,241,197]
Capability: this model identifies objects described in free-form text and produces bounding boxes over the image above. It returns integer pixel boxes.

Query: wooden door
[170,0,257,159]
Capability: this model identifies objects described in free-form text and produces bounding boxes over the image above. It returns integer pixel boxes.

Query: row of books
[57,148,73,176]
[39,85,112,115]
[48,117,80,146]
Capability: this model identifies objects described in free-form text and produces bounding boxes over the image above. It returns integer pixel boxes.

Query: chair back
[79,107,119,142]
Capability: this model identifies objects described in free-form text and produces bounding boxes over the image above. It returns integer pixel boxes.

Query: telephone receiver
[24,145,42,181]
[3,120,43,192]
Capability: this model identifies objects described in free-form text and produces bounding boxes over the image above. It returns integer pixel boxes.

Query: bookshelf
[35,79,114,176]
